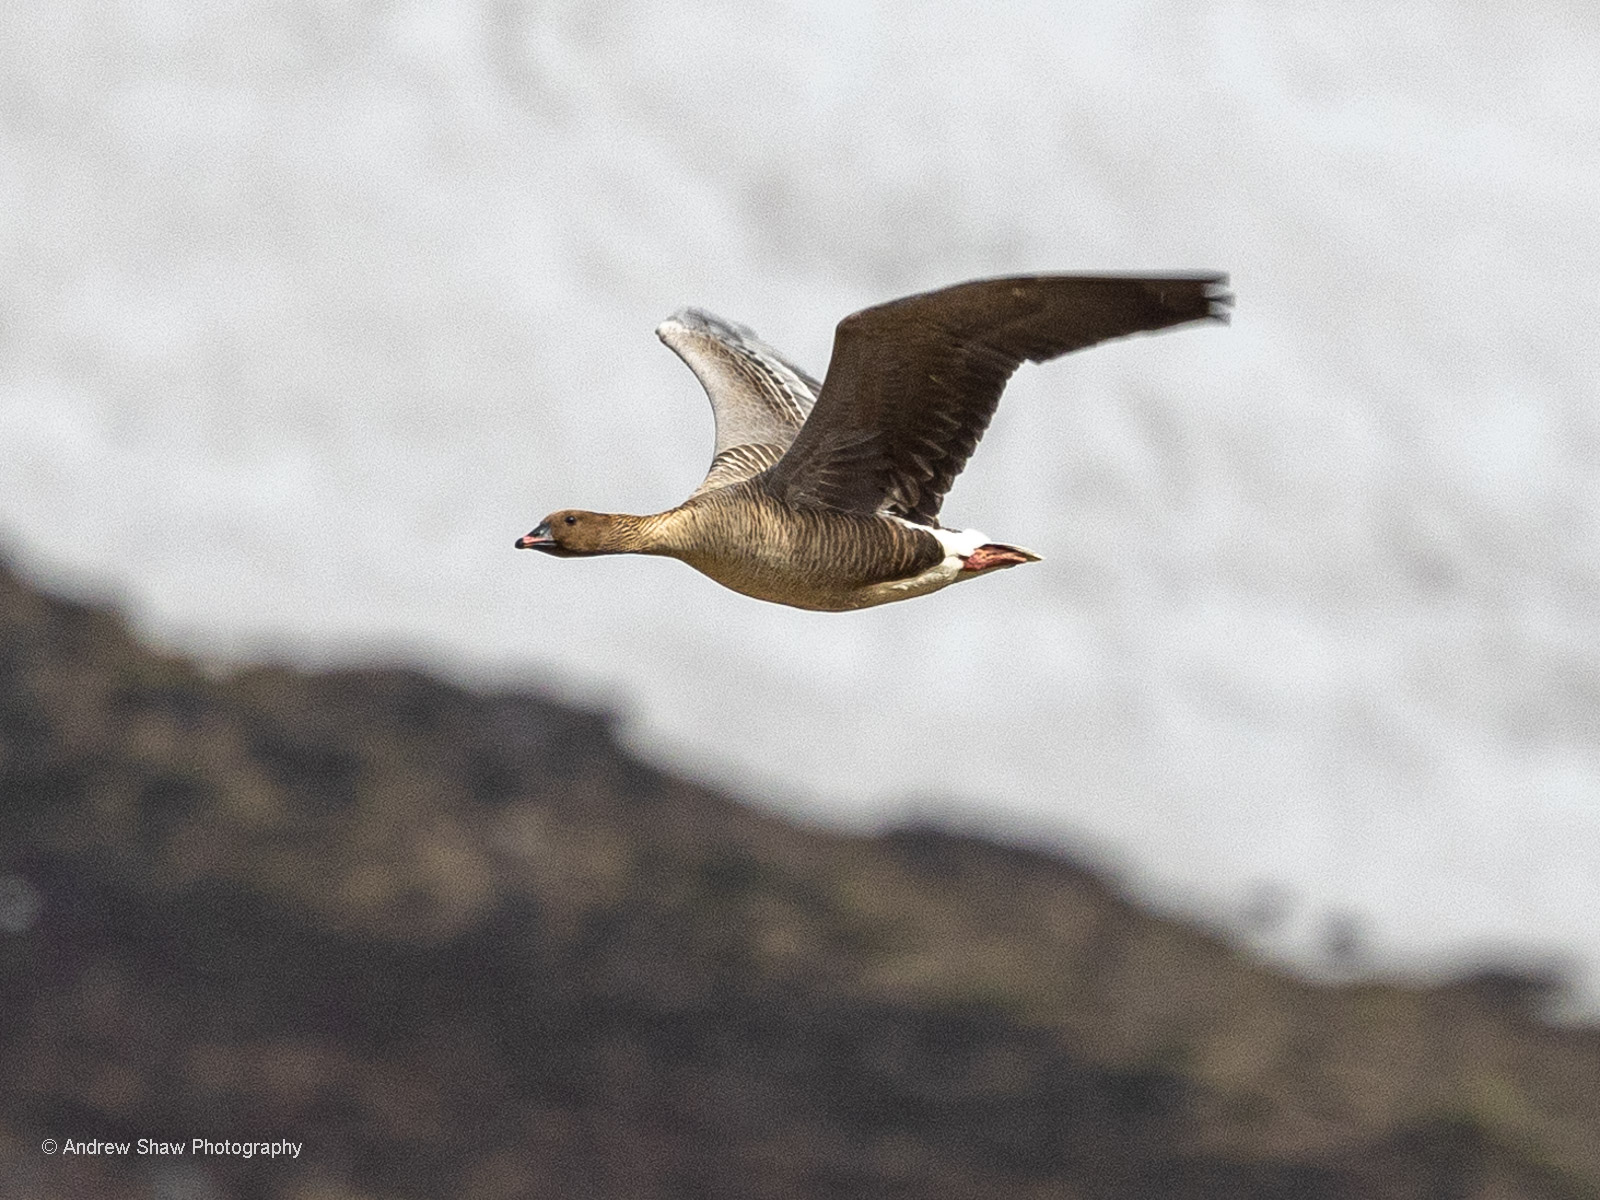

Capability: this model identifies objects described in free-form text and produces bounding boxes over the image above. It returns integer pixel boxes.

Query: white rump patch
[927,524,991,560]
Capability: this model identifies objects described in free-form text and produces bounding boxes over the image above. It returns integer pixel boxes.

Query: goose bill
[516,524,563,553]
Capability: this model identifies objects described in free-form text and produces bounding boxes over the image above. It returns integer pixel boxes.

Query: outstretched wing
[656,308,823,499]
[759,274,1231,524]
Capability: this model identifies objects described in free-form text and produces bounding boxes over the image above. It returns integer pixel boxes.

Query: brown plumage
[518,273,1230,611]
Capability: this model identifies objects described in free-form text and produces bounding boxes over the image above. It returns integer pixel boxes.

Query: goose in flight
[518,273,1229,611]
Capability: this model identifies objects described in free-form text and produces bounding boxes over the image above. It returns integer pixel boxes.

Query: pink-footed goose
[518,274,1229,611]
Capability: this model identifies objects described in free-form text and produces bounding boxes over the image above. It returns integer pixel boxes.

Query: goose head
[516,509,630,556]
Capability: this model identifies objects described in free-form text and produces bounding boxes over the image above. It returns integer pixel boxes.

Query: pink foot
[960,544,1041,572]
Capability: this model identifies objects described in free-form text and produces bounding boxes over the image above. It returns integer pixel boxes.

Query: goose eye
[564,515,577,526]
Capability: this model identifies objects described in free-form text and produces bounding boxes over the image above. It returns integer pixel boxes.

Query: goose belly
[843,522,993,608]
[675,515,974,612]
[689,556,964,611]
[845,556,968,609]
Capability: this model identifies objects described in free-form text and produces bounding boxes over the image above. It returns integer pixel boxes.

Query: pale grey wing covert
[760,274,1231,525]
[656,308,824,499]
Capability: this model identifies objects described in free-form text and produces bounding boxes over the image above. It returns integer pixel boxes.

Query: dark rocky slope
[1,555,1596,1199]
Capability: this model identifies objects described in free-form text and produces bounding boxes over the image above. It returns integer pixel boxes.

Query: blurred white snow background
[2,0,1598,997]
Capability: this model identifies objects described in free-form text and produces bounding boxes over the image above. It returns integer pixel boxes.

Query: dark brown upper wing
[758,274,1230,524]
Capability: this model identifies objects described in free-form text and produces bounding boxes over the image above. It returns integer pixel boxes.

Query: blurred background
[2,0,1599,1196]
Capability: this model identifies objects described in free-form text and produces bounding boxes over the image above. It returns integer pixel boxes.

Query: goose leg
[961,544,1042,572]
